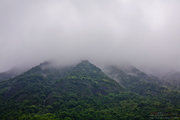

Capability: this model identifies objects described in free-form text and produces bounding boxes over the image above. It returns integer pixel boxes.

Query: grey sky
[0,0,180,74]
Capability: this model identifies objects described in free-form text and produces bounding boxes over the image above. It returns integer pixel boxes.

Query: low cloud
[0,0,180,75]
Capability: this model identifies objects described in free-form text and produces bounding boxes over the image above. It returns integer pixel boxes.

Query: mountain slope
[54,60,122,96]
[0,60,122,102]
[103,65,167,96]
[0,61,179,120]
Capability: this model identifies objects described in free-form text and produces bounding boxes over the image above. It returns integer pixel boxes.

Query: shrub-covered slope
[0,61,179,120]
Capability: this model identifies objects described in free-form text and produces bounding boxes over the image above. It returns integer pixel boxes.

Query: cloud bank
[0,0,180,74]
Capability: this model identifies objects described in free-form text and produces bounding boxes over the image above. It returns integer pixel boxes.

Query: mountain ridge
[0,60,179,120]
[0,60,123,101]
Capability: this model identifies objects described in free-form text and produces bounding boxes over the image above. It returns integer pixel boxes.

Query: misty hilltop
[0,60,122,100]
[0,60,179,119]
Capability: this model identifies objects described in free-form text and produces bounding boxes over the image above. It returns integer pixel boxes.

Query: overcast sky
[0,0,180,74]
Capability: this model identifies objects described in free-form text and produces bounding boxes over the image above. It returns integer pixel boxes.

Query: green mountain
[0,61,122,102]
[0,61,179,120]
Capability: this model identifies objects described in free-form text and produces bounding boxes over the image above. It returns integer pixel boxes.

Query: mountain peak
[78,60,93,66]
[39,61,51,66]
[74,60,102,75]
[0,60,122,100]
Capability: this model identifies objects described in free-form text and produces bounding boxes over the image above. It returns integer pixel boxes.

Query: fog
[0,0,180,75]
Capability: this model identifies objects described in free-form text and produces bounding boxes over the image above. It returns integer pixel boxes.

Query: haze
[0,0,180,75]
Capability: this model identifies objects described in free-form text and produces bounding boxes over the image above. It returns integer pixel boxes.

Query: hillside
[104,65,166,96]
[0,61,179,120]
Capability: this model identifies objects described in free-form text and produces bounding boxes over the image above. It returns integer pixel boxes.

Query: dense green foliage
[0,61,179,120]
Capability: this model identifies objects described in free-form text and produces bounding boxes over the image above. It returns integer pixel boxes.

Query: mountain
[0,60,122,101]
[0,61,179,120]
[0,60,126,119]
[0,61,122,102]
